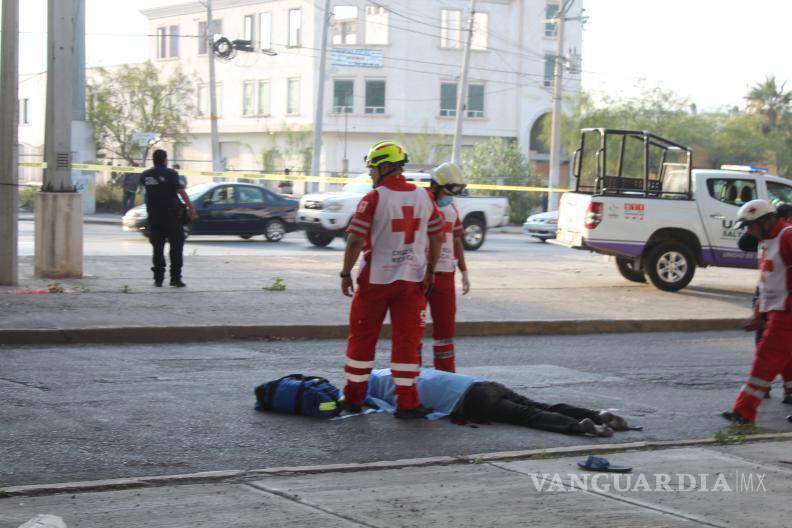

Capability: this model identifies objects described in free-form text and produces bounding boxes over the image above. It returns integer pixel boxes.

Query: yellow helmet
[364,140,409,168]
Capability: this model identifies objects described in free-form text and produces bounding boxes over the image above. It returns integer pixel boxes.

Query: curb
[4,433,791,498]
[18,214,118,226]
[0,318,745,346]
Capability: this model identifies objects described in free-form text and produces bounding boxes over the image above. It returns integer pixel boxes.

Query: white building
[141,0,583,180]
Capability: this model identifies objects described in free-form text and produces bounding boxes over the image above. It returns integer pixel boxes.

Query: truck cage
[572,128,693,199]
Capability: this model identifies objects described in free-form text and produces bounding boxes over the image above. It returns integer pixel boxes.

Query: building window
[365,80,385,114]
[332,6,358,45]
[19,98,30,125]
[365,5,388,45]
[440,82,457,117]
[197,84,222,117]
[157,27,167,58]
[440,9,462,49]
[471,13,488,50]
[199,19,223,55]
[257,80,271,116]
[243,81,255,116]
[545,2,559,37]
[259,12,272,50]
[169,25,179,57]
[288,9,302,47]
[333,80,354,113]
[544,54,555,87]
[244,15,255,43]
[287,78,300,114]
[467,84,484,117]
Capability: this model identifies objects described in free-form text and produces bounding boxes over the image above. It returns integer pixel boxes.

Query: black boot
[170,279,187,288]
[394,405,433,419]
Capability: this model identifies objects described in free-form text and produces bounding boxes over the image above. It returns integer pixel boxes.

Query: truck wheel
[616,256,646,283]
[306,230,334,247]
[462,217,486,251]
[645,242,696,292]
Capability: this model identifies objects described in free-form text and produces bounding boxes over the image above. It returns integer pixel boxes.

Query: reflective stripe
[434,350,455,360]
[747,376,773,388]
[345,372,370,383]
[433,338,454,347]
[351,217,371,228]
[346,358,375,369]
[740,384,767,400]
[393,376,416,386]
[347,225,367,236]
[391,362,420,372]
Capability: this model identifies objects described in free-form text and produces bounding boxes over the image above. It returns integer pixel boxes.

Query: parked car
[298,173,510,250]
[556,128,792,291]
[122,182,299,242]
[522,211,558,242]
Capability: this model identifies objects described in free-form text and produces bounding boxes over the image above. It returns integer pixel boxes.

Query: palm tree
[745,75,792,133]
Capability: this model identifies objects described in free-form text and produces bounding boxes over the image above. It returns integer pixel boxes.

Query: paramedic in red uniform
[723,199,792,424]
[425,162,470,372]
[339,141,445,419]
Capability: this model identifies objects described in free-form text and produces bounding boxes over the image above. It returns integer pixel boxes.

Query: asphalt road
[17,220,562,258]
[2,331,790,487]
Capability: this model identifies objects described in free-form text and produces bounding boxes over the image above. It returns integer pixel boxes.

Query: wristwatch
[339,271,351,278]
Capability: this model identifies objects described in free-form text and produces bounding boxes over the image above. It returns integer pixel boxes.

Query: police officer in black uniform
[140,149,197,287]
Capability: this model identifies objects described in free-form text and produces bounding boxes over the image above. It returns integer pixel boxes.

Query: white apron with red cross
[758,226,792,312]
[369,186,435,284]
[435,203,459,273]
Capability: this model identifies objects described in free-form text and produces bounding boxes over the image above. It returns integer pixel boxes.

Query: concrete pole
[37,0,82,278]
[0,0,19,285]
[547,0,567,211]
[310,0,331,191]
[207,0,222,171]
[451,0,476,166]
[71,0,95,214]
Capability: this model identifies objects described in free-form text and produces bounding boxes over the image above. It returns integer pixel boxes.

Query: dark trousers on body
[460,382,601,435]
[148,210,185,282]
[123,190,137,213]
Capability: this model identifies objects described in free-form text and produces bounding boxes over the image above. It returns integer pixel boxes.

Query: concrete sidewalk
[3,437,791,528]
[0,252,754,344]
[17,212,119,225]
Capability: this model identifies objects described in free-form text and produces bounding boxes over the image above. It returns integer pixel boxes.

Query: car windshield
[342,175,373,194]
[185,183,214,200]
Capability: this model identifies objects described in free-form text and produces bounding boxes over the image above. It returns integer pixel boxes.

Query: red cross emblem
[392,206,421,244]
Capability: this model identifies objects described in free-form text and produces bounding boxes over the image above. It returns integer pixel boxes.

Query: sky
[13,0,792,111]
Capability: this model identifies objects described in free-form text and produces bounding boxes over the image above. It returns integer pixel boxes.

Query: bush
[18,186,38,210]
[94,182,124,213]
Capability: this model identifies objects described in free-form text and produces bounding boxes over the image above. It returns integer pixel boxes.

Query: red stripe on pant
[428,271,456,372]
[343,265,424,411]
[733,311,792,421]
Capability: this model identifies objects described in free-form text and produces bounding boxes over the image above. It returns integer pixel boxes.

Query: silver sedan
[522,210,558,242]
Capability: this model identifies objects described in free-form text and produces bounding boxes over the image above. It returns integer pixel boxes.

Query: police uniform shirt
[141,166,184,212]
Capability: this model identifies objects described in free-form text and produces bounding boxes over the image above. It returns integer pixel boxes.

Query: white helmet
[735,199,776,228]
[430,162,466,195]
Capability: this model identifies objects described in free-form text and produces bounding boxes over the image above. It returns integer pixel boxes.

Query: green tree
[87,61,197,164]
[464,138,541,222]
[745,75,791,133]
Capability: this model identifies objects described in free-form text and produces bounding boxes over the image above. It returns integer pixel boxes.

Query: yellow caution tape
[17,161,571,193]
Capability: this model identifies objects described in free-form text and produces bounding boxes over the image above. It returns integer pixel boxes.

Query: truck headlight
[325,201,343,212]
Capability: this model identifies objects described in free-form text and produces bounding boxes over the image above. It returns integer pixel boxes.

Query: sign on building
[330,48,384,69]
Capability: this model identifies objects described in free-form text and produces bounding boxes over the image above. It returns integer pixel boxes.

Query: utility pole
[0,0,19,285]
[547,0,569,211]
[451,0,476,166]
[206,0,222,171]
[37,0,82,278]
[311,0,331,191]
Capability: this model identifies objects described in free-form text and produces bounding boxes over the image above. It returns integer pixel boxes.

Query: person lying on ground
[362,368,631,437]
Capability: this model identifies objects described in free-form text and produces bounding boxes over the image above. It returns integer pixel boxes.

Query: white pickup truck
[298,172,511,250]
[556,128,792,291]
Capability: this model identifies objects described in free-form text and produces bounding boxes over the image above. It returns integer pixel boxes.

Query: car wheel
[645,241,696,292]
[239,234,253,240]
[306,230,334,247]
[264,219,286,242]
[615,256,647,283]
[462,217,486,251]
[533,236,548,243]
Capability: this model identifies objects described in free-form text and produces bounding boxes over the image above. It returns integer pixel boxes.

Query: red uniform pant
[427,271,457,372]
[733,311,792,421]
[343,266,425,411]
